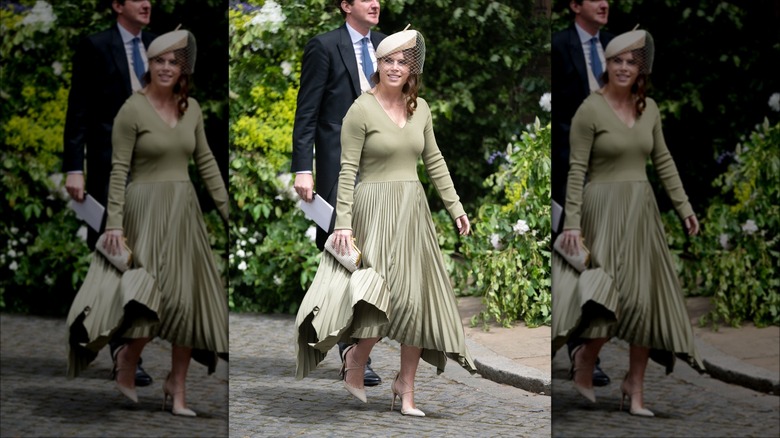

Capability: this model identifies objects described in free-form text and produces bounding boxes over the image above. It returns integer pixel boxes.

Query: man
[291,0,385,387]
[62,0,155,387]
[551,0,613,387]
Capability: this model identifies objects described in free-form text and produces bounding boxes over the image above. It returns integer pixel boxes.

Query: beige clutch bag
[96,233,133,272]
[553,234,590,272]
[324,234,362,273]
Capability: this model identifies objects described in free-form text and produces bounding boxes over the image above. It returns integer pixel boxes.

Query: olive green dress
[66,93,229,378]
[552,92,704,373]
[295,93,476,379]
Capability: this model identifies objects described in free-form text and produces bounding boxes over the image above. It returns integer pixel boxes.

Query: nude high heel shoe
[620,375,654,417]
[339,344,367,403]
[569,345,596,403]
[162,372,197,417]
[391,373,425,417]
[112,345,138,403]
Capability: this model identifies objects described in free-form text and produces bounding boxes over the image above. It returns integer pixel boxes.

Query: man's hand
[294,173,314,202]
[66,173,86,202]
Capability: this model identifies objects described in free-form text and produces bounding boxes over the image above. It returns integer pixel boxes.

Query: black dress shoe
[135,358,153,387]
[592,359,610,387]
[110,346,153,387]
[339,343,382,386]
[364,357,381,387]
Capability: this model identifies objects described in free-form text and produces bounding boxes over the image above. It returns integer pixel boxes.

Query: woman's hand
[456,214,471,236]
[561,229,582,256]
[332,229,353,256]
[684,214,700,236]
[103,229,124,256]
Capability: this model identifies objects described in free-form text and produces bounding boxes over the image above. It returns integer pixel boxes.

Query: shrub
[456,118,552,328]
[663,116,780,327]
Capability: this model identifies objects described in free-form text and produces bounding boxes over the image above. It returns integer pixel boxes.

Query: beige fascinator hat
[375,24,426,74]
[146,27,197,74]
[604,28,654,74]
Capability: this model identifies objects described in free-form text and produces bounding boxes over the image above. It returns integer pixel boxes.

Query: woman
[294,27,476,417]
[552,29,704,417]
[66,29,228,417]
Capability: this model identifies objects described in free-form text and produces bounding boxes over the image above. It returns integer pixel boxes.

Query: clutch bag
[553,234,590,272]
[96,233,133,272]
[324,233,362,272]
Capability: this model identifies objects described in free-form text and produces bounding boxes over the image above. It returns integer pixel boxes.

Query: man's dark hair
[335,0,353,19]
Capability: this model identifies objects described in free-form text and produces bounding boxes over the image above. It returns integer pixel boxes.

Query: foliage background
[228,0,552,324]
[1,0,229,314]
[552,0,780,326]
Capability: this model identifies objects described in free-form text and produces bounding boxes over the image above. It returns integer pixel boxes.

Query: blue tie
[132,37,146,86]
[361,37,374,86]
[589,37,603,86]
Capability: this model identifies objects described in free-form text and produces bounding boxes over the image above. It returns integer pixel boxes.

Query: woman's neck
[144,83,175,102]
[374,84,405,104]
[602,83,633,104]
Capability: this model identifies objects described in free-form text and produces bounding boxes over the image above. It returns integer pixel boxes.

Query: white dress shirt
[117,22,148,92]
[574,23,605,92]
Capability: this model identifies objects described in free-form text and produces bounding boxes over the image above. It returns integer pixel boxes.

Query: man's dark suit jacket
[62,24,155,249]
[291,24,385,250]
[551,24,613,234]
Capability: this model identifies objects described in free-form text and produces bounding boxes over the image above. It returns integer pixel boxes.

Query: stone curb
[465,339,551,396]
[695,337,780,395]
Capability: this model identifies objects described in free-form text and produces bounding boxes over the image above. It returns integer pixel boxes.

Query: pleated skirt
[551,181,704,373]
[66,180,228,378]
[295,180,476,379]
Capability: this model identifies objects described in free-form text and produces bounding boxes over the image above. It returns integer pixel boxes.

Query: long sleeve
[105,100,137,230]
[333,101,366,231]
[649,104,694,220]
[420,106,465,220]
[563,102,595,231]
[192,101,229,222]
[290,37,329,173]
[62,38,95,173]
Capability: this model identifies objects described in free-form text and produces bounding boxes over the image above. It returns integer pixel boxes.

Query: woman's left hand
[684,214,700,236]
[455,214,470,236]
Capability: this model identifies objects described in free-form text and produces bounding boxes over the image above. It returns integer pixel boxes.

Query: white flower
[236,249,246,258]
[718,233,731,250]
[305,226,317,242]
[44,275,54,286]
[9,261,18,271]
[9,239,17,247]
[52,61,62,76]
[277,172,297,200]
[7,249,16,258]
[76,226,87,242]
[249,0,285,33]
[248,237,257,244]
[19,237,28,244]
[238,227,248,234]
[489,233,503,250]
[280,60,292,76]
[10,227,18,234]
[513,219,530,235]
[741,219,758,235]
[273,275,283,286]
[21,1,56,32]
[238,261,247,271]
[48,173,68,200]
[769,93,780,112]
[539,92,551,112]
